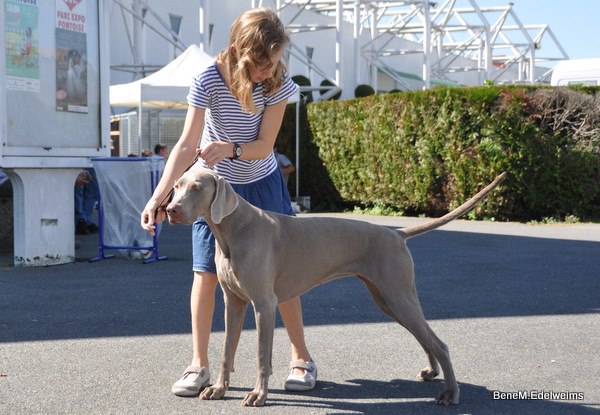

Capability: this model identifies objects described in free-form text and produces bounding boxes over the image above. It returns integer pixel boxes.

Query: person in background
[74,168,98,235]
[0,168,11,198]
[72,171,94,249]
[274,144,295,185]
[154,143,169,159]
[141,8,317,398]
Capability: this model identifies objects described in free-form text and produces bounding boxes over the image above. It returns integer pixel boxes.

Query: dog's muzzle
[166,202,191,224]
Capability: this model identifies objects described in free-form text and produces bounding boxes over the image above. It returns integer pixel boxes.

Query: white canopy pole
[138,85,143,156]
[422,0,431,89]
[198,0,210,53]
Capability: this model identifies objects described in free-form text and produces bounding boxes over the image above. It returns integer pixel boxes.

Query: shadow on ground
[189,378,598,415]
[1,222,598,343]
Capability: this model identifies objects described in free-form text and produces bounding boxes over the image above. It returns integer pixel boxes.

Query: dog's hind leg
[363,277,459,405]
[392,298,459,405]
[200,286,248,401]
[363,279,439,376]
[362,277,440,377]
[362,278,400,320]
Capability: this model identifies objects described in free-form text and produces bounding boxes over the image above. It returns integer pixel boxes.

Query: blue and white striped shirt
[187,63,298,184]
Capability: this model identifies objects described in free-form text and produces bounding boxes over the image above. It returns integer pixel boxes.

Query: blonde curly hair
[216,8,289,114]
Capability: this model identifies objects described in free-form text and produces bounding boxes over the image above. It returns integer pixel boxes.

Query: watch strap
[231,143,242,160]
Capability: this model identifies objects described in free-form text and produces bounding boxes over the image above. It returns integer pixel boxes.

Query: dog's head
[166,168,239,225]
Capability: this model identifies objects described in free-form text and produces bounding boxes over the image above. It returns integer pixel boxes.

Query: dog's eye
[193,182,202,190]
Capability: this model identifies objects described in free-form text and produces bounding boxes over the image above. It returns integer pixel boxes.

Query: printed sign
[4,0,40,92]
[55,0,88,113]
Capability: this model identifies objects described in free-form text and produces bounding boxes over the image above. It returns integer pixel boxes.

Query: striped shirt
[187,63,298,184]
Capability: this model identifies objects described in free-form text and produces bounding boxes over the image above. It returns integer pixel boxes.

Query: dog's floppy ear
[210,174,239,224]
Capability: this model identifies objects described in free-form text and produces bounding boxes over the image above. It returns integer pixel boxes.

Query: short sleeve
[265,72,298,106]
[279,154,292,167]
[187,74,209,108]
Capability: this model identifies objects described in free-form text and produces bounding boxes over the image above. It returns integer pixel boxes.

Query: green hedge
[276,101,347,211]
[355,84,375,98]
[301,86,600,221]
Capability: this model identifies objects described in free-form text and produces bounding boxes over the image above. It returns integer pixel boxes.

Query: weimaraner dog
[165,168,506,407]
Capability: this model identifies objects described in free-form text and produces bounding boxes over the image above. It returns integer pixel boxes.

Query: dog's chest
[217,257,250,300]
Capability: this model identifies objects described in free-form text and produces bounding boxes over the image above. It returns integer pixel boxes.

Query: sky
[474,0,600,64]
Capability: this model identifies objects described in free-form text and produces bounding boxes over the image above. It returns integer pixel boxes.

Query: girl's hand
[141,199,166,236]
[200,141,233,168]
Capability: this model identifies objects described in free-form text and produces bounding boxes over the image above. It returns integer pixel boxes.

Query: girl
[141,8,317,396]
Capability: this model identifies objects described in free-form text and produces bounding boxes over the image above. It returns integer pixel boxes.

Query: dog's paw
[241,389,267,407]
[199,383,228,400]
[417,367,439,381]
[436,387,460,405]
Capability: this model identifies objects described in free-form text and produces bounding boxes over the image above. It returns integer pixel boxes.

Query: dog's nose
[166,204,180,216]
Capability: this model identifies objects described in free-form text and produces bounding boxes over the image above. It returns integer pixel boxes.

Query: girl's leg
[172,271,218,396]
[278,297,312,375]
[190,271,219,367]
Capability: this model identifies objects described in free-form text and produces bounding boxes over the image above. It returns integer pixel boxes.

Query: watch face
[235,145,243,157]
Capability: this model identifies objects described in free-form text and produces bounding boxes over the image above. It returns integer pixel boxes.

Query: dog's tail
[398,172,507,239]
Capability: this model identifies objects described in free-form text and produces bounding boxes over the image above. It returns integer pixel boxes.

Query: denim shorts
[192,168,295,274]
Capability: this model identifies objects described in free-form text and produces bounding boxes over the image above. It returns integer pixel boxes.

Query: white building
[109,0,569,95]
[107,0,569,155]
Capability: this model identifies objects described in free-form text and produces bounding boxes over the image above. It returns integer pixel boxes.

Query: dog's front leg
[241,297,277,407]
[200,287,248,401]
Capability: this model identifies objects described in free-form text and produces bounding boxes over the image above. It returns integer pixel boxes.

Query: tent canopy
[110,44,299,109]
[109,44,215,109]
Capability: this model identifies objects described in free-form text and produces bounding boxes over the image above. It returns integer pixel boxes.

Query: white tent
[109,44,215,109]
[110,43,300,108]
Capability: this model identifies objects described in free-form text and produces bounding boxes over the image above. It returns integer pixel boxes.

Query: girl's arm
[141,106,205,235]
[199,99,288,167]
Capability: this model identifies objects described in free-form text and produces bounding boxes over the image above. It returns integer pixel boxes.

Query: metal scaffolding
[275,0,569,93]
[110,0,189,78]
[110,0,569,93]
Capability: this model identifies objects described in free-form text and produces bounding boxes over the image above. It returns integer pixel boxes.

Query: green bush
[305,86,600,221]
[354,84,375,98]
[291,74,313,103]
[319,79,342,100]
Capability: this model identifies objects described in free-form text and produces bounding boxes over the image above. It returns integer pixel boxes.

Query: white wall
[107,1,529,97]
[109,0,202,86]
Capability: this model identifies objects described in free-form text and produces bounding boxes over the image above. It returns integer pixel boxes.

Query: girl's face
[248,48,284,84]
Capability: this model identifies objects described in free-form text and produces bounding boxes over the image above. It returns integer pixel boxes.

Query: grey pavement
[1,213,599,415]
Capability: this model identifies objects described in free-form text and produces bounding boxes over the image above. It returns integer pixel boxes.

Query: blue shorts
[192,168,295,274]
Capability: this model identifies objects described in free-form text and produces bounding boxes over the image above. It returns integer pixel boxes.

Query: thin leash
[154,155,199,218]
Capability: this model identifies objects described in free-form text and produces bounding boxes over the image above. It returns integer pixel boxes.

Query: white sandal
[284,360,317,391]
[171,365,210,396]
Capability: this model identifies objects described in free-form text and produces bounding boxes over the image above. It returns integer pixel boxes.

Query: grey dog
[165,168,506,407]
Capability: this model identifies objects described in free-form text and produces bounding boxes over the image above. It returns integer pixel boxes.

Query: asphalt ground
[1,213,599,415]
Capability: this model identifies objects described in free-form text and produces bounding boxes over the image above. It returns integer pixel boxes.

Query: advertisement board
[0,0,109,266]
[1,0,109,164]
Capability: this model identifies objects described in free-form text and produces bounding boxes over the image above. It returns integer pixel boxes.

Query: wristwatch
[230,143,243,160]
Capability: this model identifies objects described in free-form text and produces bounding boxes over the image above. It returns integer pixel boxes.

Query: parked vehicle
[551,58,600,86]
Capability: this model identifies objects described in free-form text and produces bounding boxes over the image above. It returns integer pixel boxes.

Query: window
[169,14,182,37]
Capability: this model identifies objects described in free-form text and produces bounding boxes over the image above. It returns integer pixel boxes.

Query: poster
[4,0,40,92]
[55,0,88,113]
